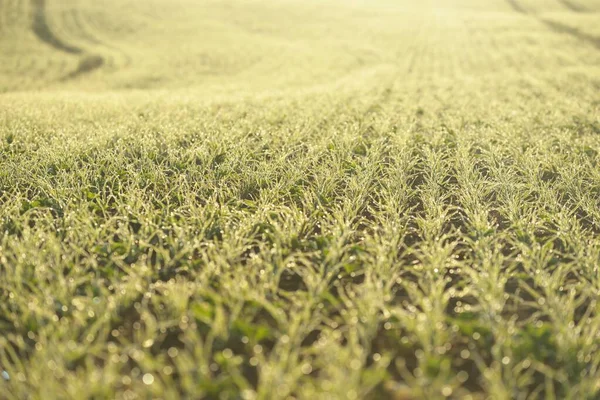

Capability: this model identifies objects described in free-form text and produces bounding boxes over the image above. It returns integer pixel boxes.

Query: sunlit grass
[1,0,600,398]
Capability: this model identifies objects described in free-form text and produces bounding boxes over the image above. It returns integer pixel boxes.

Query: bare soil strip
[507,0,599,50]
[541,18,600,49]
[31,0,105,79]
[59,54,104,81]
[505,0,528,14]
[31,0,81,54]
[556,0,589,13]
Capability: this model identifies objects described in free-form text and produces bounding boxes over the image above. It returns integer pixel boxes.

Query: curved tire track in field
[556,0,588,13]
[505,0,528,14]
[31,0,104,80]
[541,19,600,49]
[69,9,133,69]
[505,0,599,50]
[32,0,81,54]
[59,54,104,81]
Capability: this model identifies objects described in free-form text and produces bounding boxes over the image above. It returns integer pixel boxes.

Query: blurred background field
[0,0,598,95]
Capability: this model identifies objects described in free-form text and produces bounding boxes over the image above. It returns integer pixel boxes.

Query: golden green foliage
[1,0,600,399]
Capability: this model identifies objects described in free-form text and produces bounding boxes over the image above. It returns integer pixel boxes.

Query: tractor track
[505,0,528,14]
[541,19,600,50]
[506,0,599,50]
[556,0,588,13]
[31,0,81,54]
[30,0,104,80]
